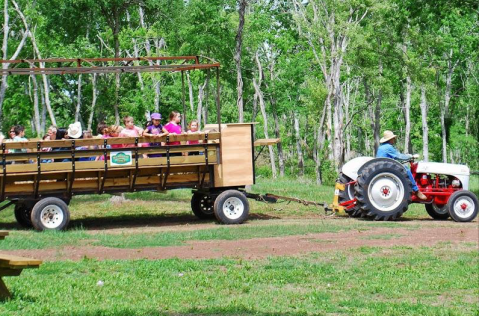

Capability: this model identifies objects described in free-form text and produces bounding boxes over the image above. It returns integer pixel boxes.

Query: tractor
[333,156,478,222]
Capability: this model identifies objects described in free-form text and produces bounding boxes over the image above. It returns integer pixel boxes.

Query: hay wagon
[0,56,279,231]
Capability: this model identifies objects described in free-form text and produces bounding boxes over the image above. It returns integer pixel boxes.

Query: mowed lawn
[0,176,477,315]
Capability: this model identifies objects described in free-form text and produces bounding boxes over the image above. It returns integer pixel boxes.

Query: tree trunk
[441,56,455,163]
[88,73,98,132]
[197,80,207,130]
[294,111,304,177]
[253,52,277,178]
[404,75,412,153]
[75,74,82,122]
[234,0,247,123]
[31,74,41,135]
[420,85,429,161]
[187,72,194,112]
[0,0,28,127]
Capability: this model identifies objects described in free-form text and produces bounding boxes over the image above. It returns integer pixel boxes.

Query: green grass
[0,246,477,315]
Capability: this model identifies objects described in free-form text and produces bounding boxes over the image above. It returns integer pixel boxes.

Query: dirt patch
[4,225,477,261]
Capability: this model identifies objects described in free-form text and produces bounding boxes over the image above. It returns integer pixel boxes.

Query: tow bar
[245,192,337,215]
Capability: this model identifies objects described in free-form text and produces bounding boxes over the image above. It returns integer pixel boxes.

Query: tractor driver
[376,130,427,200]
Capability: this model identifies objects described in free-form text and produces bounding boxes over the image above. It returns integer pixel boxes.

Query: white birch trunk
[31,74,41,135]
[441,55,456,163]
[234,0,247,123]
[187,72,194,112]
[420,85,429,161]
[253,52,277,178]
[75,74,82,122]
[88,73,98,131]
[404,75,412,153]
[294,111,304,176]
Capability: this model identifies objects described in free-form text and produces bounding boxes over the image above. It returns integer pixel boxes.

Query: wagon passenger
[108,125,123,149]
[40,135,53,163]
[78,131,96,161]
[119,116,143,148]
[164,111,183,156]
[11,125,28,164]
[376,130,427,200]
[186,120,202,156]
[143,113,168,158]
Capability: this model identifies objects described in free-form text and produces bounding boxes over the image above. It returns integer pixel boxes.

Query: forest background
[0,0,478,185]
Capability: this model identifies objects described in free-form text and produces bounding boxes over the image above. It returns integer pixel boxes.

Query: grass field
[0,176,477,315]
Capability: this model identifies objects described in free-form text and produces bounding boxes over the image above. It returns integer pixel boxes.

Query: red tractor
[334,157,478,222]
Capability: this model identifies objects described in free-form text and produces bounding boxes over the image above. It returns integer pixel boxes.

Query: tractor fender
[341,157,374,181]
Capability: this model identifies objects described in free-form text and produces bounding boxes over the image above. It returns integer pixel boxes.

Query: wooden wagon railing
[0,132,220,200]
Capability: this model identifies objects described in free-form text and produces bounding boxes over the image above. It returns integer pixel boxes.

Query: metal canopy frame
[0,55,222,133]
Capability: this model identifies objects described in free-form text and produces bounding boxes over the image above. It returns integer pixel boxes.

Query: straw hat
[380,130,397,143]
[67,122,82,139]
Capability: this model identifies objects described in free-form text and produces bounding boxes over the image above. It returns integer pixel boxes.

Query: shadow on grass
[0,212,281,231]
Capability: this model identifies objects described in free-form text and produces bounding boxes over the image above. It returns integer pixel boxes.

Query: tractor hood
[416,162,470,176]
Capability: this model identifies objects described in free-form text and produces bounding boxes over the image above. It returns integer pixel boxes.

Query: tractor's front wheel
[338,173,362,218]
[447,190,478,222]
[355,160,412,221]
[425,203,449,220]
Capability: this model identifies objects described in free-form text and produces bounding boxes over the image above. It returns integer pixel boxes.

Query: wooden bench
[0,232,42,299]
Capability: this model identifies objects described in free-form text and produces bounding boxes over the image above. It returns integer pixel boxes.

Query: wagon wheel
[447,190,478,222]
[191,193,215,219]
[355,160,412,221]
[30,197,70,231]
[213,190,249,224]
[338,173,362,218]
[14,202,34,228]
[425,203,449,220]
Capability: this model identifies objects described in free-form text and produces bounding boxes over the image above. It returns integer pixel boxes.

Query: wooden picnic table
[0,231,42,299]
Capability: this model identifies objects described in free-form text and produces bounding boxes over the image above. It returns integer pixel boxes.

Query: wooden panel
[0,255,42,268]
[3,167,210,194]
[1,149,217,175]
[254,138,281,146]
[214,124,254,187]
[3,132,220,150]
[0,232,8,240]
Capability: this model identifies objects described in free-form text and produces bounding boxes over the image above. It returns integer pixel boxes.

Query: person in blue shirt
[376,130,427,200]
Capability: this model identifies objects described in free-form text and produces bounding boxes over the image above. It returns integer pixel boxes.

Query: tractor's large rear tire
[425,203,449,220]
[447,190,478,222]
[338,173,362,218]
[355,160,412,221]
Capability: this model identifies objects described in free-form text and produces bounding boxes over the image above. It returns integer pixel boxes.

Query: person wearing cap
[377,130,427,200]
[143,112,169,158]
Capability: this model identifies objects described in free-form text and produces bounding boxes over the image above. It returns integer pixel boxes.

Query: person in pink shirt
[164,111,183,156]
[164,111,182,145]
[186,119,202,156]
[119,116,144,148]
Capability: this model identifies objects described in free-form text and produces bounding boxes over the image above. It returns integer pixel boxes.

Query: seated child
[119,116,144,148]
[187,120,202,155]
[143,113,168,158]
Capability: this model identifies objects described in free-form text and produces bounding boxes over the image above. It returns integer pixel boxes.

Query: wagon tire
[214,190,249,224]
[425,203,450,220]
[191,193,216,219]
[338,173,362,218]
[14,203,34,228]
[355,160,412,221]
[447,190,478,222]
[30,197,70,231]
